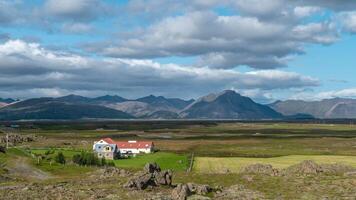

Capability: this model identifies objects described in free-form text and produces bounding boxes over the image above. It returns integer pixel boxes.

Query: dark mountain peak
[220,89,239,95]
[181,90,283,119]
[56,94,92,104]
[94,95,127,103]
[0,98,17,104]
[197,90,241,103]
[136,95,167,103]
[57,94,88,100]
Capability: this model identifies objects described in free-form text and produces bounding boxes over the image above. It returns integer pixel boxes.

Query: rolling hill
[0,98,133,120]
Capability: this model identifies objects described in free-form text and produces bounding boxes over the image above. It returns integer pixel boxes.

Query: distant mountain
[136,95,193,111]
[106,101,155,117]
[180,90,283,119]
[56,94,92,104]
[0,98,16,104]
[104,95,194,118]
[144,110,179,119]
[0,98,133,120]
[269,98,356,119]
[93,95,128,103]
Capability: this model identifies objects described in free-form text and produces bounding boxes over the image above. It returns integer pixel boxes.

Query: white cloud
[43,0,105,21]
[61,23,93,34]
[0,40,318,99]
[294,6,321,18]
[291,88,356,101]
[91,9,339,69]
[339,12,356,33]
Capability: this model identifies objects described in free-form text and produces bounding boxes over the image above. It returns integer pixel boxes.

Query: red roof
[101,138,153,149]
[102,138,115,144]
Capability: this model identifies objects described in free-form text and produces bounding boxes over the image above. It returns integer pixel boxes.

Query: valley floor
[1,121,356,199]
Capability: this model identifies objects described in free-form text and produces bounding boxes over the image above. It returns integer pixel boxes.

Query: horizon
[0,1,356,103]
[4,90,356,104]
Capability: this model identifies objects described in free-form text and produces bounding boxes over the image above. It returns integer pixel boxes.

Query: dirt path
[6,157,52,180]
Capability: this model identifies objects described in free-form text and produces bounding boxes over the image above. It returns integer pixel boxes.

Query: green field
[29,148,83,158]
[27,148,188,172]
[113,152,188,171]
[194,155,356,173]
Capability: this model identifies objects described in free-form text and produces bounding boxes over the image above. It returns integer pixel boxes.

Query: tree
[55,152,66,165]
[72,154,81,165]
[100,157,106,166]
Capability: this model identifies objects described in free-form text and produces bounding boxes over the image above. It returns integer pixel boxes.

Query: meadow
[1,121,356,199]
[194,155,356,173]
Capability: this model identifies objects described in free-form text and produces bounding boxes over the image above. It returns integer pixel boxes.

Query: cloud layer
[0,0,355,100]
[0,40,318,99]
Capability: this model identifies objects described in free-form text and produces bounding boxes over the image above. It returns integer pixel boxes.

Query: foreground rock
[0,134,40,146]
[0,146,5,153]
[171,183,212,200]
[241,163,279,176]
[214,185,265,200]
[125,163,173,190]
[241,160,355,177]
[95,167,131,179]
[283,160,355,176]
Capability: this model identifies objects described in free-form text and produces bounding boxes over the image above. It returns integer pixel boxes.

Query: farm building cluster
[93,138,154,160]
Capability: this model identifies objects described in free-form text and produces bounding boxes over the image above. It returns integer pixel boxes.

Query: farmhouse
[93,138,154,160]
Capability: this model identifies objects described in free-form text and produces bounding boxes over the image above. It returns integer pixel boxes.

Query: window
[105,146,111,151]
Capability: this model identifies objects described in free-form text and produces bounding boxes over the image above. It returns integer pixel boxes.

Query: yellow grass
[194,155,356,173]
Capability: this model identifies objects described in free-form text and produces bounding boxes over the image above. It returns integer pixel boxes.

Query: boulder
[241,163,279,176]
[124,163,173,190]
[0,146,6,153]
[171,184,191,200]
[214,184,265,200]
[283,160,323,175]
[154,170,173,185]
[97,167,130,178]
[284,161,355,176]
[0,134,39,146]
[171,183,212,200]
[144,162,161,173]
[186,183,212,195]
[124,172,153,190]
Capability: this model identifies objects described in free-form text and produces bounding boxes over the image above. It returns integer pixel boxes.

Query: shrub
[55,152,66,165]
[45,149,55,155]
[72,152,113,167]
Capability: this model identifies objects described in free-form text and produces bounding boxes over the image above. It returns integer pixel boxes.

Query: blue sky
[0,0,356,102]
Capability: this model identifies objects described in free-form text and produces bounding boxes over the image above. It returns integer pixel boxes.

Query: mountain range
[0,90,356,120]
[269,98,356,119]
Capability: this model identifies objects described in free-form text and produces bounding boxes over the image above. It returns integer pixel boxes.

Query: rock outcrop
[171,183,212,200]
[171,184,191,200]
[0,146,6,153]
[0,134,39,146]
[124,163,173,190]
[96,167,130,178]
[214,184,265,200]
[283,160,355,176]
[241,163,280,176]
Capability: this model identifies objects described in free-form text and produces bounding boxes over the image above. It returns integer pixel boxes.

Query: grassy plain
[113,152,188,171]
[1,121,356,199]
[194,155,356,173]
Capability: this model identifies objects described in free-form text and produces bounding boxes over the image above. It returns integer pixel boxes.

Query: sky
[0,0,356,102]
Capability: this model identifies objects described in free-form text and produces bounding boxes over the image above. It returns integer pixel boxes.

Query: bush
[72,152,113,167]
[55,152,66,165]
[45,149,55,155]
